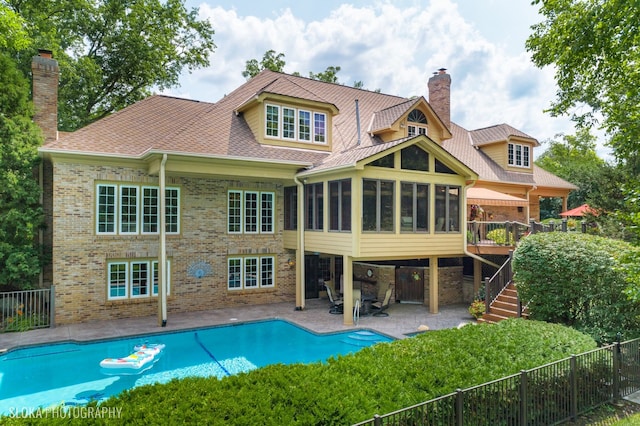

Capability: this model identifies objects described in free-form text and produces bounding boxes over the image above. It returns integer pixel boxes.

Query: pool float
[100,343,165,370]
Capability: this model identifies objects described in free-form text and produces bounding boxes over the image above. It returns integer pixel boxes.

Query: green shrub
[486,228,514,245]
[513,232,640,344]
[468,300,485,319]
[1,320,595,425]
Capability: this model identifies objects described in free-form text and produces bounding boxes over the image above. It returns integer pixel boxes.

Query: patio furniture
[371,288,392,317]
[325,284,343,314]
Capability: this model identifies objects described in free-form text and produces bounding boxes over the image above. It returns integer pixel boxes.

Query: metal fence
[0,287,54,332]
[354,338,640,426]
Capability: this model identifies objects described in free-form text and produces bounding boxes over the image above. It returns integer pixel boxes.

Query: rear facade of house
[33,53,575,326]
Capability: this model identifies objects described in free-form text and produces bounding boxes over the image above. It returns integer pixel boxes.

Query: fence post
[613,334,622,401]
[484,277,490,315]
[562,218,568,232]
[49,285,55,328]
[581,221,587,233]
[504,221,510,245]
[455,388,464,426]
[520,370,528,426]
[373,414,382,426]
[570,355,578,421]
[529,218,536,234]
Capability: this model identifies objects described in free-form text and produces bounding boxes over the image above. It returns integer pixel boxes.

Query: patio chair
[325,284,343,314]
[371,287,392,317]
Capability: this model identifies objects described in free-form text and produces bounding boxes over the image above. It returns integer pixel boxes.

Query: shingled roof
[39,69,575,190]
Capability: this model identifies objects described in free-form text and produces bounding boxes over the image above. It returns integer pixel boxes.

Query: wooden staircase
[478,282,525,324]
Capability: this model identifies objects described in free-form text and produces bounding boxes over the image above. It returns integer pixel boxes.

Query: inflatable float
[100,343,165,371]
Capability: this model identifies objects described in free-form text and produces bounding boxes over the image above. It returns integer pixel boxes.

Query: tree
[535,128,607,216]
[526,0,640,170]
[513,232,640,343]
[242,49,286,79]
[0,52,45,289]
[309,65,341,83]
[7,0,216,131]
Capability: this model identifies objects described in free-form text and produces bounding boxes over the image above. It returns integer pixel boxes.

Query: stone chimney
[31,49,59,142]
[428,68,451,130]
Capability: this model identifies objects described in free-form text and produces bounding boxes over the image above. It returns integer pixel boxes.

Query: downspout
[294,176,305,309]
[158,154,168,326]
[464,181,499,268]
[525,185,537,222]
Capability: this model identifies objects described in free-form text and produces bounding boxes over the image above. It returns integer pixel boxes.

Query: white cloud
[168,0,611,157]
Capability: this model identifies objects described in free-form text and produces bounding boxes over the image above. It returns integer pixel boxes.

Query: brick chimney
[31,49,59,142]
[428,68,451,130]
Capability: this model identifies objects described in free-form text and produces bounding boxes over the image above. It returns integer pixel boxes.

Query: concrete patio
[0,299,475,352]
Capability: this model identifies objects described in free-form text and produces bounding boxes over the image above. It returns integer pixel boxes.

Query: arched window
[407,109,427,137]
[408,109,427,124]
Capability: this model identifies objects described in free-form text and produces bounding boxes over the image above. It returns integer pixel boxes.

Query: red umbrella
[559,204,596,217]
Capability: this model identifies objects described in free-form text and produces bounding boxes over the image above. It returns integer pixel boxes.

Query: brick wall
[52,162,296,324]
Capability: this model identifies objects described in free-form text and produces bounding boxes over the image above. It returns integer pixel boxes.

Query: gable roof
[39,69,573,191]
[470,123,540,147]
[443,123,576,190]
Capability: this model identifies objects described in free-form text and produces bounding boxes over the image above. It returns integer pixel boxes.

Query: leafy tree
[526,0,640,170]
[535,128,608,217]
[242,49,286,79]
[7,0,216,131]
[0,52,45,289]
[513,232,640,343]
[309,65,341,83]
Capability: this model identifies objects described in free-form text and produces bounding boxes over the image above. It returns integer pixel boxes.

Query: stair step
[489,307,519,318]
[492,300,518,311]
[479,313,509,324]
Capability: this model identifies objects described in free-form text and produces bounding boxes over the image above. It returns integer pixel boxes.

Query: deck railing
[467,218,588,248]
[0,287,54,332]
[484,251,518,316]
[353,337,640,426]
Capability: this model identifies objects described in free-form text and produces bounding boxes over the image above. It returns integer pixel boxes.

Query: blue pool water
[0,319,391,414]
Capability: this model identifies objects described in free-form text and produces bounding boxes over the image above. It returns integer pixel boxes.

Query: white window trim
[228,190,243,234]
[244,191,259,234]
[261,192,274,234]
[130,261,150,299]
[108,259,171,301]
[298,109,311,141]
[108,262,128,300]
[97,184,179,236]
[119,185,139,235]
[228,190,275,235]
[313,112,327,144]
[282,107,297,141]
[141,186,159,235]
[96,184,118,235]
[227,255,275,290]
[265,104,280,139]
[508,143,531,168]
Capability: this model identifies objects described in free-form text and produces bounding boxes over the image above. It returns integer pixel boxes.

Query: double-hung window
[508,143,530,167]
[284,186,298,230]
[362,179,394,232]
[108,259,171,300]
[97,184,180,236]
[264,104,327,144]
[227,256,275,290]
[227,190,275,234]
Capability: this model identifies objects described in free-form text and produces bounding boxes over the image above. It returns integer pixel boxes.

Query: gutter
[158,153,168,326]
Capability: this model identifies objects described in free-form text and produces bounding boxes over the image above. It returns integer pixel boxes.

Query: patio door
[395,267,424,303]
[304,254,320,299]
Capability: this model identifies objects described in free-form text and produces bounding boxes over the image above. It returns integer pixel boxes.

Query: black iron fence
[0,287,54,332]
[353,338,640,426]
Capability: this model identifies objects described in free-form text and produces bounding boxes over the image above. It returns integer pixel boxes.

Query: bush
[486,228,514,245]
[513,232,640,344]
[468,300,485,319]
[1,320,595,425]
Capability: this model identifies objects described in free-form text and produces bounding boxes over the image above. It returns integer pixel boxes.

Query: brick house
[33,53,575,326]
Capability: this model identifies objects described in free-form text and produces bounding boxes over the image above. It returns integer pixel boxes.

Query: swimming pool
[0,319,391,415]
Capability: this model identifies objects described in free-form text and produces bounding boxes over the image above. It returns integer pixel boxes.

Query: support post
[429,256,438,314]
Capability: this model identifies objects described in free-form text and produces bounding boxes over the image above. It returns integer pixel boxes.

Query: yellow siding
[479,143,507,168]
[243,106,260,142]
[359,233,465,259]
[304,231,354,255]
[283,230,297,249]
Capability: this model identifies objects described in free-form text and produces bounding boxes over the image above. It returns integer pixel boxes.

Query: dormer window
[407,109,427,137]
[508,143,531,168]
[264,103,327,144]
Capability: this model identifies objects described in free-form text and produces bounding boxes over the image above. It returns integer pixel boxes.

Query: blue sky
[173,0,610,158]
